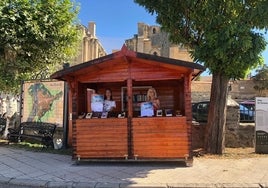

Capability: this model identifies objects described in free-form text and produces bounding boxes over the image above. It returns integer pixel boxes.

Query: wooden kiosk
[51,45,205,166]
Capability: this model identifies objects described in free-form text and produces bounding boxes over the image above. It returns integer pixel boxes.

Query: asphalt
[0,147,268,188]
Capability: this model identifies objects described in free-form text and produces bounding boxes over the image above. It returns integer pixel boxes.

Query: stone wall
[192,123,255,149]
[230,80,257,100]
[225,99,255,148]
[192,78,268,103]
[226,96,240,130]
[225,123,255,148]
[191,81,211,103]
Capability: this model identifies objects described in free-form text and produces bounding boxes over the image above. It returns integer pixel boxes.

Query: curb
[0,177,267,188]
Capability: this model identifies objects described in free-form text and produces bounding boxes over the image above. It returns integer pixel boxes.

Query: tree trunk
[3,117,10,139]
[204,72,229,154]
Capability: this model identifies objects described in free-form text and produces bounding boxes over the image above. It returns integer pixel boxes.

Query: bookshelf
[121,86,152,112]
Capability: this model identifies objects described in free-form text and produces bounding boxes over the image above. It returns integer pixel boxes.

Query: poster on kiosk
[255,97,268,153]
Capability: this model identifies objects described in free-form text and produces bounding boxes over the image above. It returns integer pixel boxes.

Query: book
[101,112,108,118]
[140,102,154,117]
[91,94,104,112]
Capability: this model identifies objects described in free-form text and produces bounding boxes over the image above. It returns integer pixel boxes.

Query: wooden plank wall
[153,80,184,115]
[132,117,189,158]
[74,119,128,159]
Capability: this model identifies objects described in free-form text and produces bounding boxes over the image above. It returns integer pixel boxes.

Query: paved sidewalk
[0,147,268,187]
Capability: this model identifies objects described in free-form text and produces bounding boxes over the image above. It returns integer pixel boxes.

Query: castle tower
[71,22,106,66]
[125,22,192,62]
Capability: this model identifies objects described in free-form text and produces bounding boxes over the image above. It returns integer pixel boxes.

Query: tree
[252,65,268,96]
[134,0,268,154]
[0,0,81,93]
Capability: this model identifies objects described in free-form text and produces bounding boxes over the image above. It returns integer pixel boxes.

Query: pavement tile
[216,183,261,188]
[119,183,167,188]
[9,178,47,187]
[72,182,97,188]
[168,183,215,188]
[95,182,121,188]
[0,147,268,188]
[0,176,12,184]
[1,169,24,178]
[46,180,74,188]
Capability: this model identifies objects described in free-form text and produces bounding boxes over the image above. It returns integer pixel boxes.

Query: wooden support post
[127,78,133,158]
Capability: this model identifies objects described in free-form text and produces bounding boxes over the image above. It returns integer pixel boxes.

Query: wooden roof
[51,45,205,83]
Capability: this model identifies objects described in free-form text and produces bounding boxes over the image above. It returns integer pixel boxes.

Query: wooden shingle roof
[51,45,205,82]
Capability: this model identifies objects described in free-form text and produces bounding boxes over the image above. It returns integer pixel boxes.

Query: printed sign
[255,97,268,153]
[255,97,268,132]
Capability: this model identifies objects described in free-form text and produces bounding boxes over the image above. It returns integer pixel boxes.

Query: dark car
[192,101,210,122]
[192,100,255,122]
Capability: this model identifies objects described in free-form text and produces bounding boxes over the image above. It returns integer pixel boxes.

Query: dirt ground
[201,147,268,159]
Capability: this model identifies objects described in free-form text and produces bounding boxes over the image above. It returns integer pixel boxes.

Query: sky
[75,0,268,76]
[75,0,158,53]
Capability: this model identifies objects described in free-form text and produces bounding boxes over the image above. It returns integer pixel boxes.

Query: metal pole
[62,82,68,148]
[62,63,69,148]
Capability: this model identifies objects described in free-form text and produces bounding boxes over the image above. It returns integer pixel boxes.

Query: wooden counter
[73,116,192,164]
[74,118,128,159]
[132,116,191,159]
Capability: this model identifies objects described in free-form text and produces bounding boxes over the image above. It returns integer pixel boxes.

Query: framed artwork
[85,112,93,119]
[165,109,173,117]
[176,110,182,116]
[101,112,108,118]
[118,112,125,118]
[156,110,163,117]
[78,112,86,119]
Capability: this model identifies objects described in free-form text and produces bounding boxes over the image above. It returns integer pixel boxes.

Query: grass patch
[1,139,72,156]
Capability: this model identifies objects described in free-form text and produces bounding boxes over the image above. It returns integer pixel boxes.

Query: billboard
[21,80,64,127]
